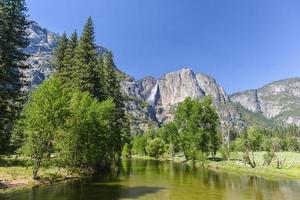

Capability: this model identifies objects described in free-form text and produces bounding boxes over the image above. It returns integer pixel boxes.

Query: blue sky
[26,0,300,94]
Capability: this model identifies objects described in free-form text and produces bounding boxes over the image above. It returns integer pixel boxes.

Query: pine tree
[93,55,105,100]
[102,52,126,155]
[63,31,78,70]
[0,0,29,153]
[59,31,78,85]
[53,32,69,73]
[73,17,98,94]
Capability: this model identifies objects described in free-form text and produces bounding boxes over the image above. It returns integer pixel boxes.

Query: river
[2,159,300,200]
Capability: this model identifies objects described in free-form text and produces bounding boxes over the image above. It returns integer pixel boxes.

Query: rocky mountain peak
[196,73,229,104]
[23,21,59,89]
[24,20,59,55]
[157,68,205,107]
[231,78,300,126]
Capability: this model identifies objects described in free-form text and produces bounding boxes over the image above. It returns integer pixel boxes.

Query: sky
[26,0,300,94]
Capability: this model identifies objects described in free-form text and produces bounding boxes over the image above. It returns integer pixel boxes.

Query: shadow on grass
[207,157,224,162]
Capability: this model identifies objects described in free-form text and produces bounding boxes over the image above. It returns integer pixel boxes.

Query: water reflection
[2,159,300,200]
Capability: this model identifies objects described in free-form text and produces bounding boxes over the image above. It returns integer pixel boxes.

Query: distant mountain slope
[23,21,300,135]
[231,78,300,126]
[233,103,276,128]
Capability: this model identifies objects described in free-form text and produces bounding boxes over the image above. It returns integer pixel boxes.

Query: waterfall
[147,82,159,106]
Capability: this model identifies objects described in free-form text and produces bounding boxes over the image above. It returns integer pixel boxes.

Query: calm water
[2,159,300,200]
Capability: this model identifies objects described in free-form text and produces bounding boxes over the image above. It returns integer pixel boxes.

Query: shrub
[146,138,165,158]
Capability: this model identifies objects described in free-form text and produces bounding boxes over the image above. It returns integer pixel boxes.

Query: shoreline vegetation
[1,152,300,193]
[131,152,300,180]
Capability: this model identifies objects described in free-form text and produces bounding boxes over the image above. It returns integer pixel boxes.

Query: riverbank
[2,152,300,193]
[0,166,80,193]
[0,156,82,193]
[132,151,300,180]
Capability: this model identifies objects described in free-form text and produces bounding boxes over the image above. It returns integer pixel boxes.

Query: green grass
[205,151,300,180]
[226,151,300,166]
[0,156,79,193]
[132,151,300,180]
[208,162,300,180]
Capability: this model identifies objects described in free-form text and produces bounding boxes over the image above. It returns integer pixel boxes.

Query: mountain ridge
[231,77,300,126]
[24,21,300,134]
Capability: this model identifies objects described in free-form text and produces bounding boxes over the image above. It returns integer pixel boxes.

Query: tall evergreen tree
[73,17,98,94]
[93,55,105,100]
[53,32,68,73]
[63,31,78,69]
[0,0,29,153]
[60,31,78,84]
[102,52,126,154]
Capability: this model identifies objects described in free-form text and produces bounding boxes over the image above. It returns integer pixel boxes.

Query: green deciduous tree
[201,96,220,159]
[14,77,70,179]
[160,122,179,160]
[13,76,118,178]
[55,92,115,169]
[238,127,263,168]
[174,96,220,164]
[262,137,280,166]
[146,137,165,158]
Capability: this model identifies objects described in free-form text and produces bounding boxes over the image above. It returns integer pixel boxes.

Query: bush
[146,138,165,158]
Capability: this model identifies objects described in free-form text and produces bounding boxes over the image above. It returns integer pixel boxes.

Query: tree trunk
[32,158,41,179]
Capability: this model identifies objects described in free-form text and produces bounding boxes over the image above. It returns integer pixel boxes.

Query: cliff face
[121,68,244,133]
[158,68,205,107]
[23,21,300,134]
[23,21,59,89]
[231,78,300,126]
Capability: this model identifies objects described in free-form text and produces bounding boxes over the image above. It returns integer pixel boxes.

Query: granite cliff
[23,21,300,134]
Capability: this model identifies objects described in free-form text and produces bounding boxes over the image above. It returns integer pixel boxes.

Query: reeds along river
[2,159,300,200]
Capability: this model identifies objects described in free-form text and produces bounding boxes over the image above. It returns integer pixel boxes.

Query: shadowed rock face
[231,78,300,126]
